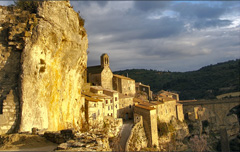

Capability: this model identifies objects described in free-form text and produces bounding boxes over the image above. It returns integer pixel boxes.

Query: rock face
[0,5,32,134]
[157,118,189,151]
[0,1,88,134]
[126,120,148,151]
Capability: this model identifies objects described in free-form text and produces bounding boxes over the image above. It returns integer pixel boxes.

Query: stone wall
[134,105,158,147]
[136,83,152,100]
[0,1,88,134]
[113,76,135,97]
[182,99,240,138]
[0,5,33,134]
[89,73,101,86]
[176,103,184,122]
[101,67,113,90]
[157,100,177,123]
[119,96,133,120]
[0,90,19,134]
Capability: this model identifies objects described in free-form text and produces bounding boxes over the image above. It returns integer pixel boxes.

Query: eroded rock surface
[19,1,88,132]
[0,1,88,134]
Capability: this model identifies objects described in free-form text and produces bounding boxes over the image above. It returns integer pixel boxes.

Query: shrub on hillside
[14,0,39,13]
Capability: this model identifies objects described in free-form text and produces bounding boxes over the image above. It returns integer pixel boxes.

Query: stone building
[135,82,153,100]
[84,86,119,119]
[83,95,103,125]
[157,90,179,101]
[87,54,113,90]
[176,103,184,122]
[134,104,158,147]
[113,74,136,97]
[102,87,119,119]
[152,91,184,123]
[132,91,185,147]
[119,93,134,120]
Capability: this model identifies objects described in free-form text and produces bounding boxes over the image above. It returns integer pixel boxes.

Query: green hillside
[114,59,240,100]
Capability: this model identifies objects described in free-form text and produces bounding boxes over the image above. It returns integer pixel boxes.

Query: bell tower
[101,53,109,68]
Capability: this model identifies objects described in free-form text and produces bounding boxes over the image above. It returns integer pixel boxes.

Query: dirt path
[119,120,133,151]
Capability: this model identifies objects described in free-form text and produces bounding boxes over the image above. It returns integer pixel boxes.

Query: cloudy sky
[1,1,240,72]
[70,1,240,72]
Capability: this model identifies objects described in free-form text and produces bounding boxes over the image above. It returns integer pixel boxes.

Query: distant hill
[114,59,240,100]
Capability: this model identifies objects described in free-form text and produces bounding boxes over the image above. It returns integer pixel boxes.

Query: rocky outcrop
[126,118,148,151]
[56,132,111,151]
[158,118,189,151]
[0,1,88,134]
[20,0,88,132]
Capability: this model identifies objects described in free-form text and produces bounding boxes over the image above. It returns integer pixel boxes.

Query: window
[115,97,118,101]
[111,106,113,110]
[92,113,96,120]
[115,104,117,108]
[106,100,108,104]
[98,110,100,115]
[111,113,113,117]
[94,104,96,107]
[128,87,130,90]
[129,105,131,109]
[108,106,110,110]
[110,100,113,103]
[143,88,145,91]
[103,103,104,108]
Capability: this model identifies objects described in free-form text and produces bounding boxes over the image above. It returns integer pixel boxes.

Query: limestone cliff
[0,1,88,134]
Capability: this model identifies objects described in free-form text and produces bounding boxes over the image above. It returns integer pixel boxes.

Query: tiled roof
[82,92,112,99]
[133,97,145,103]
[113,74,134,81]
[91,86,104,91]
[150,101,163,105]
[139,102,155,107]
[158,96,175,102]
[158,90,178,96]
[83,95,102,102]
[135,104,155,110]
[135,82,150,88]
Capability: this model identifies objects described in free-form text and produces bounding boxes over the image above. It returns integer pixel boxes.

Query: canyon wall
[0,1,88,134]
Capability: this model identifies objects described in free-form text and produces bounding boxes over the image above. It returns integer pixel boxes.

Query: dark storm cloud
[134,1,170,12]
[173,2,227,19]
[72,1,108,7]
[70,1,240,72]
[140,17,184,39]
[89,17,185,42]
[193,19,232,29]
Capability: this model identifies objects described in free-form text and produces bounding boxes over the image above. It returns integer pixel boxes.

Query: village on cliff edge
[82,53,184,147]
[0,2,239,151]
